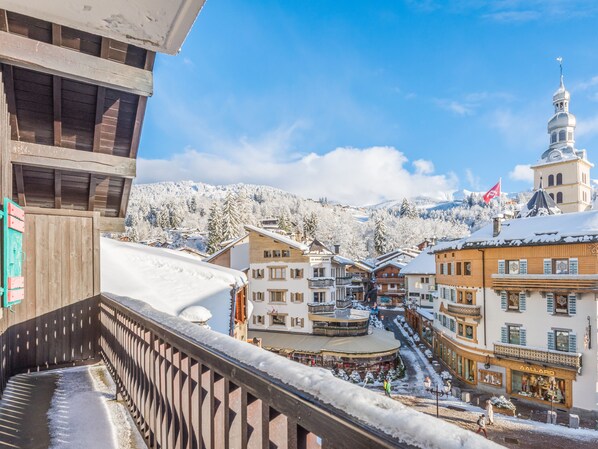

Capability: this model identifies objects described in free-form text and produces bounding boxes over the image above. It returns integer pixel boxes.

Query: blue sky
[137,0,598,205]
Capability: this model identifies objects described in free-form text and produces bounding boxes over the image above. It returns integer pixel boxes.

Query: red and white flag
[483,180,501,204]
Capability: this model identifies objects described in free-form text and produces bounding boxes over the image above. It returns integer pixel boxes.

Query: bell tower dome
[531,58,593,213]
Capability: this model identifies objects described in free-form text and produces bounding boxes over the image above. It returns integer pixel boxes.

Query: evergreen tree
[278,212,291,233]
[187,195,198,213]
[303,212,318,240]
[221,192,241,240]
[374,216,388,255]
[206,204,224,253]
[156,207,170,229]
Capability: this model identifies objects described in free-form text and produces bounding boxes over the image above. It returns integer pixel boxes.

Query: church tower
[531,59,593,213]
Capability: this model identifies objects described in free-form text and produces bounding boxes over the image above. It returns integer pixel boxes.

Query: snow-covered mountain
[121,181,523,260]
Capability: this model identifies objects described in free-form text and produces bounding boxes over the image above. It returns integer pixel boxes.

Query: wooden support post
[14,164,25,206]
[0,10,7,32]
[2,64,19,140]
[53,76,62,146]
[54,169,61,209]
[120,178,133,217]
[93,86,106,152]
[88,175,97,211]
[129,96,147,158]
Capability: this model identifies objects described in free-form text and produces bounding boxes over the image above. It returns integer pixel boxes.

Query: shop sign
[518,365,555,376]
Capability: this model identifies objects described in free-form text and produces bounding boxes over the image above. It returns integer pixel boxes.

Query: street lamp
[423,378,451,418]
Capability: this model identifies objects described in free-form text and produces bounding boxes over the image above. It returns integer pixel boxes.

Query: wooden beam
[2,64,19,140]
[51,23,62,46]
[144,51,156,71]
[14,164,26,206]
[119,178,133,218]
[93,87,106,152]
[54,169,61,209]
[0,30,153,96]
[88,175,97,211]
[11,140,136,178]
[98,216,125,233]
[0,10,7,32]
[129,96,147,158]
[53,76,62,146]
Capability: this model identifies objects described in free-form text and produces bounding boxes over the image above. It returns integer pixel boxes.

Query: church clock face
[549,150,561,161]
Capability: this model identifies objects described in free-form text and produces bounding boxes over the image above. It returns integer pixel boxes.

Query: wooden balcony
[100,294,419,448]
[335,275,353,286]
[494,342,582,371]
[307,302,335,314]
[491,274,598,293]
[446,303,482,319]
[308,277,335,288]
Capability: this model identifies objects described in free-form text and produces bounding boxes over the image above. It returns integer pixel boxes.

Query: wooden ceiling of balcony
[0,10,155,230]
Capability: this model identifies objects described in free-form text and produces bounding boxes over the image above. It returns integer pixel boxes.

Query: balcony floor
[0,363,145,449]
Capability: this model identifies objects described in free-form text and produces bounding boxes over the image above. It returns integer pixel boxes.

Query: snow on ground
[395,317,598,442]
[107,293,498,449]
[101,237,247,334]
[48,364,144,449]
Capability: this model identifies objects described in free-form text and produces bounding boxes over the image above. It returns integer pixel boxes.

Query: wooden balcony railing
[335,276,353,286]
[446,303,482,319]
[491,274,598,293]
[307,302,335,314]
[308,278,335,288]
[494,342,582,371]
[312,321,369,337]
[99,294,429,449]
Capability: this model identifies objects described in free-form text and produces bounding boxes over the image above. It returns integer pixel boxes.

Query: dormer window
[551,132,557,143]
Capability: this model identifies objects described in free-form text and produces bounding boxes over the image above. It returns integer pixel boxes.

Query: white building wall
[406,274,436,308]
[230,241,250,271]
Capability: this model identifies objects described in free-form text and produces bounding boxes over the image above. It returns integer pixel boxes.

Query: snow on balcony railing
[494,342,582,371]
[100,293,497,449]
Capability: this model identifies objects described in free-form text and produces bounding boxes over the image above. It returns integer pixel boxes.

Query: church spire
[557,56,564,90]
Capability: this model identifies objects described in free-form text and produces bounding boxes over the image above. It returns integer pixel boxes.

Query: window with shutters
[554,330,570,352]
[440,263,445,275]
[506,260,520,274]
[290,268,303,278]
[270,314,286,326]
[272,250,281,258]
[253,315,265,325]
[269,267,286,280]
[282,250,290,257]
[264,250,272,258]
[252,269,264,279]
[313,267,325,277]
[507,325,521,345]
[498,260,505,274]
[252,291,264,302]
[508,292,520,311]
[269,290,286,303]
[464,262,472,276]
[553,259,569,274]
[313,291,326,303]
[290,292,304,303]
[447,263,452,275]
[291,317,304,328]
[554,294,568,314]
[456,262,462,275]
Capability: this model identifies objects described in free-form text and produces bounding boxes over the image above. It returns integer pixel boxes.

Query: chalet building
[346,260,374,302]
[432,210,598,412]
[401,246,436,309]
[531,67,593,213]
[373,260,407,305]
[206,225,401,373]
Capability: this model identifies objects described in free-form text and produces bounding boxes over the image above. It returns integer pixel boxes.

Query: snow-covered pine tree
[303,212,318,239]
[206,204,224,253]
[374,215,388,255]
[278,212,291,233]
[221,192,241,240]
[156,207,170,229]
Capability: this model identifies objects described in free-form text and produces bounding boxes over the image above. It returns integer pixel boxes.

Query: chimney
[334,244,340,254]
[493,215,503,237]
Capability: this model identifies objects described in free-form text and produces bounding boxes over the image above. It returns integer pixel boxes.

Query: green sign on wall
[3,198,24,307]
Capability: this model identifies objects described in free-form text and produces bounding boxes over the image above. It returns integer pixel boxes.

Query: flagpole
[498,177,502,216]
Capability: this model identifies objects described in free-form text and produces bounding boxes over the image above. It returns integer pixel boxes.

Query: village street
[379,309,598,449]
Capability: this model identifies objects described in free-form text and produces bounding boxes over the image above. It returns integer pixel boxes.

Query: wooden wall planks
[0,208,101,391]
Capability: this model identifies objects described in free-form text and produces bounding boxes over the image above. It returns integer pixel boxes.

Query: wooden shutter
[501,326,508,344]
[569,333,577,353]
[520,328,527,346]
[500,291,507,311]
[547,331,555,350]
[519,259,527,274]
[568,294,577,315]
[519,292,527,312]
[569,258,578,275]
[546,293,554,313]
[543,259,552,274]
[498,260,505,275]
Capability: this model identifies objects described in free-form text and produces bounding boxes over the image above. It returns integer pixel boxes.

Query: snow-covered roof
[374,260,407,272]
[100,237,247,335]
[435,210,598,251]
[517,185,561,218]
[417,308,435,321]
[244,225,309,251]
[400,249,436,275]
[333,254,355,265]
[204,234,248,262]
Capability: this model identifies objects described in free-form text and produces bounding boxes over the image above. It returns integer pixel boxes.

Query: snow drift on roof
[244,225,309,251]
[437,210,598,250]
[101,237,247,335]
[400,249,436,275]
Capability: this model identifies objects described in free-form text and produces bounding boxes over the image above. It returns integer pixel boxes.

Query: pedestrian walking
[384,378,392,397]
[475,414,488,438]
[485,399,495,425]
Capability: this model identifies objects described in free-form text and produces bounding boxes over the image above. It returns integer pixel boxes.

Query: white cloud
[465,168,481,190]
[509,164,534,183]
[434,99,473,116]
[412,159,435,175]
[137,146,457,206]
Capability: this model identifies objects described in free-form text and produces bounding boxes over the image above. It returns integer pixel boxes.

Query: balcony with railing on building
[494,342,582,371]
[335,275,353,286]
[446,303,482,319]
[492,257,598,292]
[308,298,370,337]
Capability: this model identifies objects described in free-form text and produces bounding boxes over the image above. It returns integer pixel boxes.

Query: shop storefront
[434,334,480,384]
[511,369,567,405]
